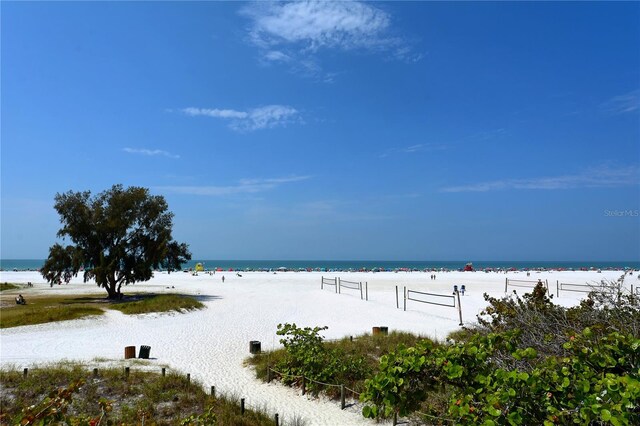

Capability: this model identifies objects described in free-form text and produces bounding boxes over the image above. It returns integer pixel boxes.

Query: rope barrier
[344,386,361,396]
[414,410,455,423]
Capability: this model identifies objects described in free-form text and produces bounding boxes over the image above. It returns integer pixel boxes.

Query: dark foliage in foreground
[361,279,640,425]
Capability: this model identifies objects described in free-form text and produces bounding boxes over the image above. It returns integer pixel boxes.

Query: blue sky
[2,1,639,261]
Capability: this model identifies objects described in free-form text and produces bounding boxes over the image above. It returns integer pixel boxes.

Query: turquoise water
[2,259,638,271]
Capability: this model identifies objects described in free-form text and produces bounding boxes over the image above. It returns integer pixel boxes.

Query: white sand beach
[1,270,635,425]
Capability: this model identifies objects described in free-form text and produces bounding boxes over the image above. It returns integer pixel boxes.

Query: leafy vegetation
[41,184,191,299]
[247,324,426,397]
[0,363,276,425]
[360,280,640,425]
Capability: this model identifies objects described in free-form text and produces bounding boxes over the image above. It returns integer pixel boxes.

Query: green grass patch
[110,294,204,315]
[0,295,105,328]
[0,282,21,292]
[0,363,276,426]
[0,293,205,329]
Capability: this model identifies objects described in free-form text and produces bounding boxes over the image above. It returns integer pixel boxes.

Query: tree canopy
[41,184,191,298]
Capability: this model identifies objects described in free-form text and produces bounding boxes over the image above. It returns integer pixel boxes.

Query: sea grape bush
[361,283,640,425]
[274,323,369,393]
[361,329,639,424]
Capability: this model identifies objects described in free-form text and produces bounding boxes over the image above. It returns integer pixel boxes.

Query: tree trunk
[103,278,121,299]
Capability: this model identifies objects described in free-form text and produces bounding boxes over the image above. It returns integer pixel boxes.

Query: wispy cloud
[157,175,311,196]
[123,147,180,159]
[441,165,640,193]
[241,1,420,80]
[182,105,299,131]
[601,89,640,115]
[379,143,447,158]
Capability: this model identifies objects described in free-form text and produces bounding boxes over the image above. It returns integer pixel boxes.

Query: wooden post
[546,279,550,295]
[321,276,323,290]
[210,386,215,397]
[187,373,190,385]
[393,412,398,426]
[93,368,98,377]
[359,282,363,300]
[334,277,337,293]
[557,280,559,298]
[340,385,345,409]
[23,368,28,378]
[365,282,368,300]
[241,398,245,415]
[456,290,463,326]
[302,376,306,395]
[350,335,353,342]
[275,413,279,426]
[338,277,341,294]
[395,285,399,309]
[403,286,407,311]
[125,367,130,378]
[505,277,508,293]
[162,367,166,377]
[267,367,272,383]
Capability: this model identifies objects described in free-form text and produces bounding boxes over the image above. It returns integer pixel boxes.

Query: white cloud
[241,1,419,80]
[182,108,248,119]
[181,105,299,131]
[379,143,447,158]
[245,1,391,51]
[601,89,640,115]
[441,165,640,193]
[123,148,180,159]
[157,175,311,196]
[263,50,292,62]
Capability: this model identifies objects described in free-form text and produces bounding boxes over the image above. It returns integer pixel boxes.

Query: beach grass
[109,294,204,314]
[0,293,204,328]
[0,294,106,328]
[0,363,276,426]
[0,282,21,292]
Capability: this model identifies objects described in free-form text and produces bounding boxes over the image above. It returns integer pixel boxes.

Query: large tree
[41,184,191,298]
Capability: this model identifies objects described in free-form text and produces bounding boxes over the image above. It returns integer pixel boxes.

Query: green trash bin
[139,345,151,359]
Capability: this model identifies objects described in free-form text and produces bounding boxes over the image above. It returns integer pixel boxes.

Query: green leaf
[600,409,611,421]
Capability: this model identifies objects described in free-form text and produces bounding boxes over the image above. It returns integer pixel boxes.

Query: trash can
[379,326,389,335]
[372,327,381,335]
[249,341,261,354]
[139,345,151,359]
[124,346,136,359]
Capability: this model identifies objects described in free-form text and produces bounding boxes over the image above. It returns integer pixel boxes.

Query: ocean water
[2,259,638,271]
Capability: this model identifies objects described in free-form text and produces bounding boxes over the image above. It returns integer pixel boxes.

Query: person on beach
[222,275,225,283]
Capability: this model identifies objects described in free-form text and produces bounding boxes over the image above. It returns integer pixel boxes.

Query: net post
[395,285,399,309]
[456,289,463,326]
[403,286,407,311]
